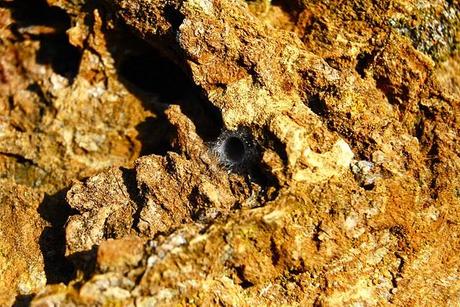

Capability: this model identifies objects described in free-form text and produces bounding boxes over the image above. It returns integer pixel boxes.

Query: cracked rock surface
[0,0,459,305]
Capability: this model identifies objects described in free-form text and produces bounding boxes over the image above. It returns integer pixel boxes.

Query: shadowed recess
[112,31,224,155]
[38,189,77,284]
[6,0,82,81]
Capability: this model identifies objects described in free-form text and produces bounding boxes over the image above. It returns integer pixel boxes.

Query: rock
[0,181,46,306]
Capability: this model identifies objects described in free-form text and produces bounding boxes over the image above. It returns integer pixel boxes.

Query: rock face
[0,0,459,305]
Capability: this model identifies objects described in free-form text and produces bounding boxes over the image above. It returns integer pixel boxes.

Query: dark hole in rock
[164,4,184,31]
[307,94,327,117]
[36,35,82,81]
[356,52,373,78]
[135,115,176,156]
[414,117,424,141]
[363,182,375,191]
[214,128,257,170]
[224,136,246,162]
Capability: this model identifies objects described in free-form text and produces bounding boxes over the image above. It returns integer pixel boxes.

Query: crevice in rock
[66,247,98,281]
[269,237,280,266]
[37,188,77,284]
[120,167,145,232]
[109,29,224,155]
[427,141,441,201]
[163,3,184,32]
[234,265,254,289]
[414,116,425,142]
[135,114,177,156]
[312,222,323,251]
[118,51,189,102]
[36,33,82,82]
[0,152,39,168]
[307,94,328,117]
[389,252,405,303]
[355,52,373,78]
[270,0,303,24]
